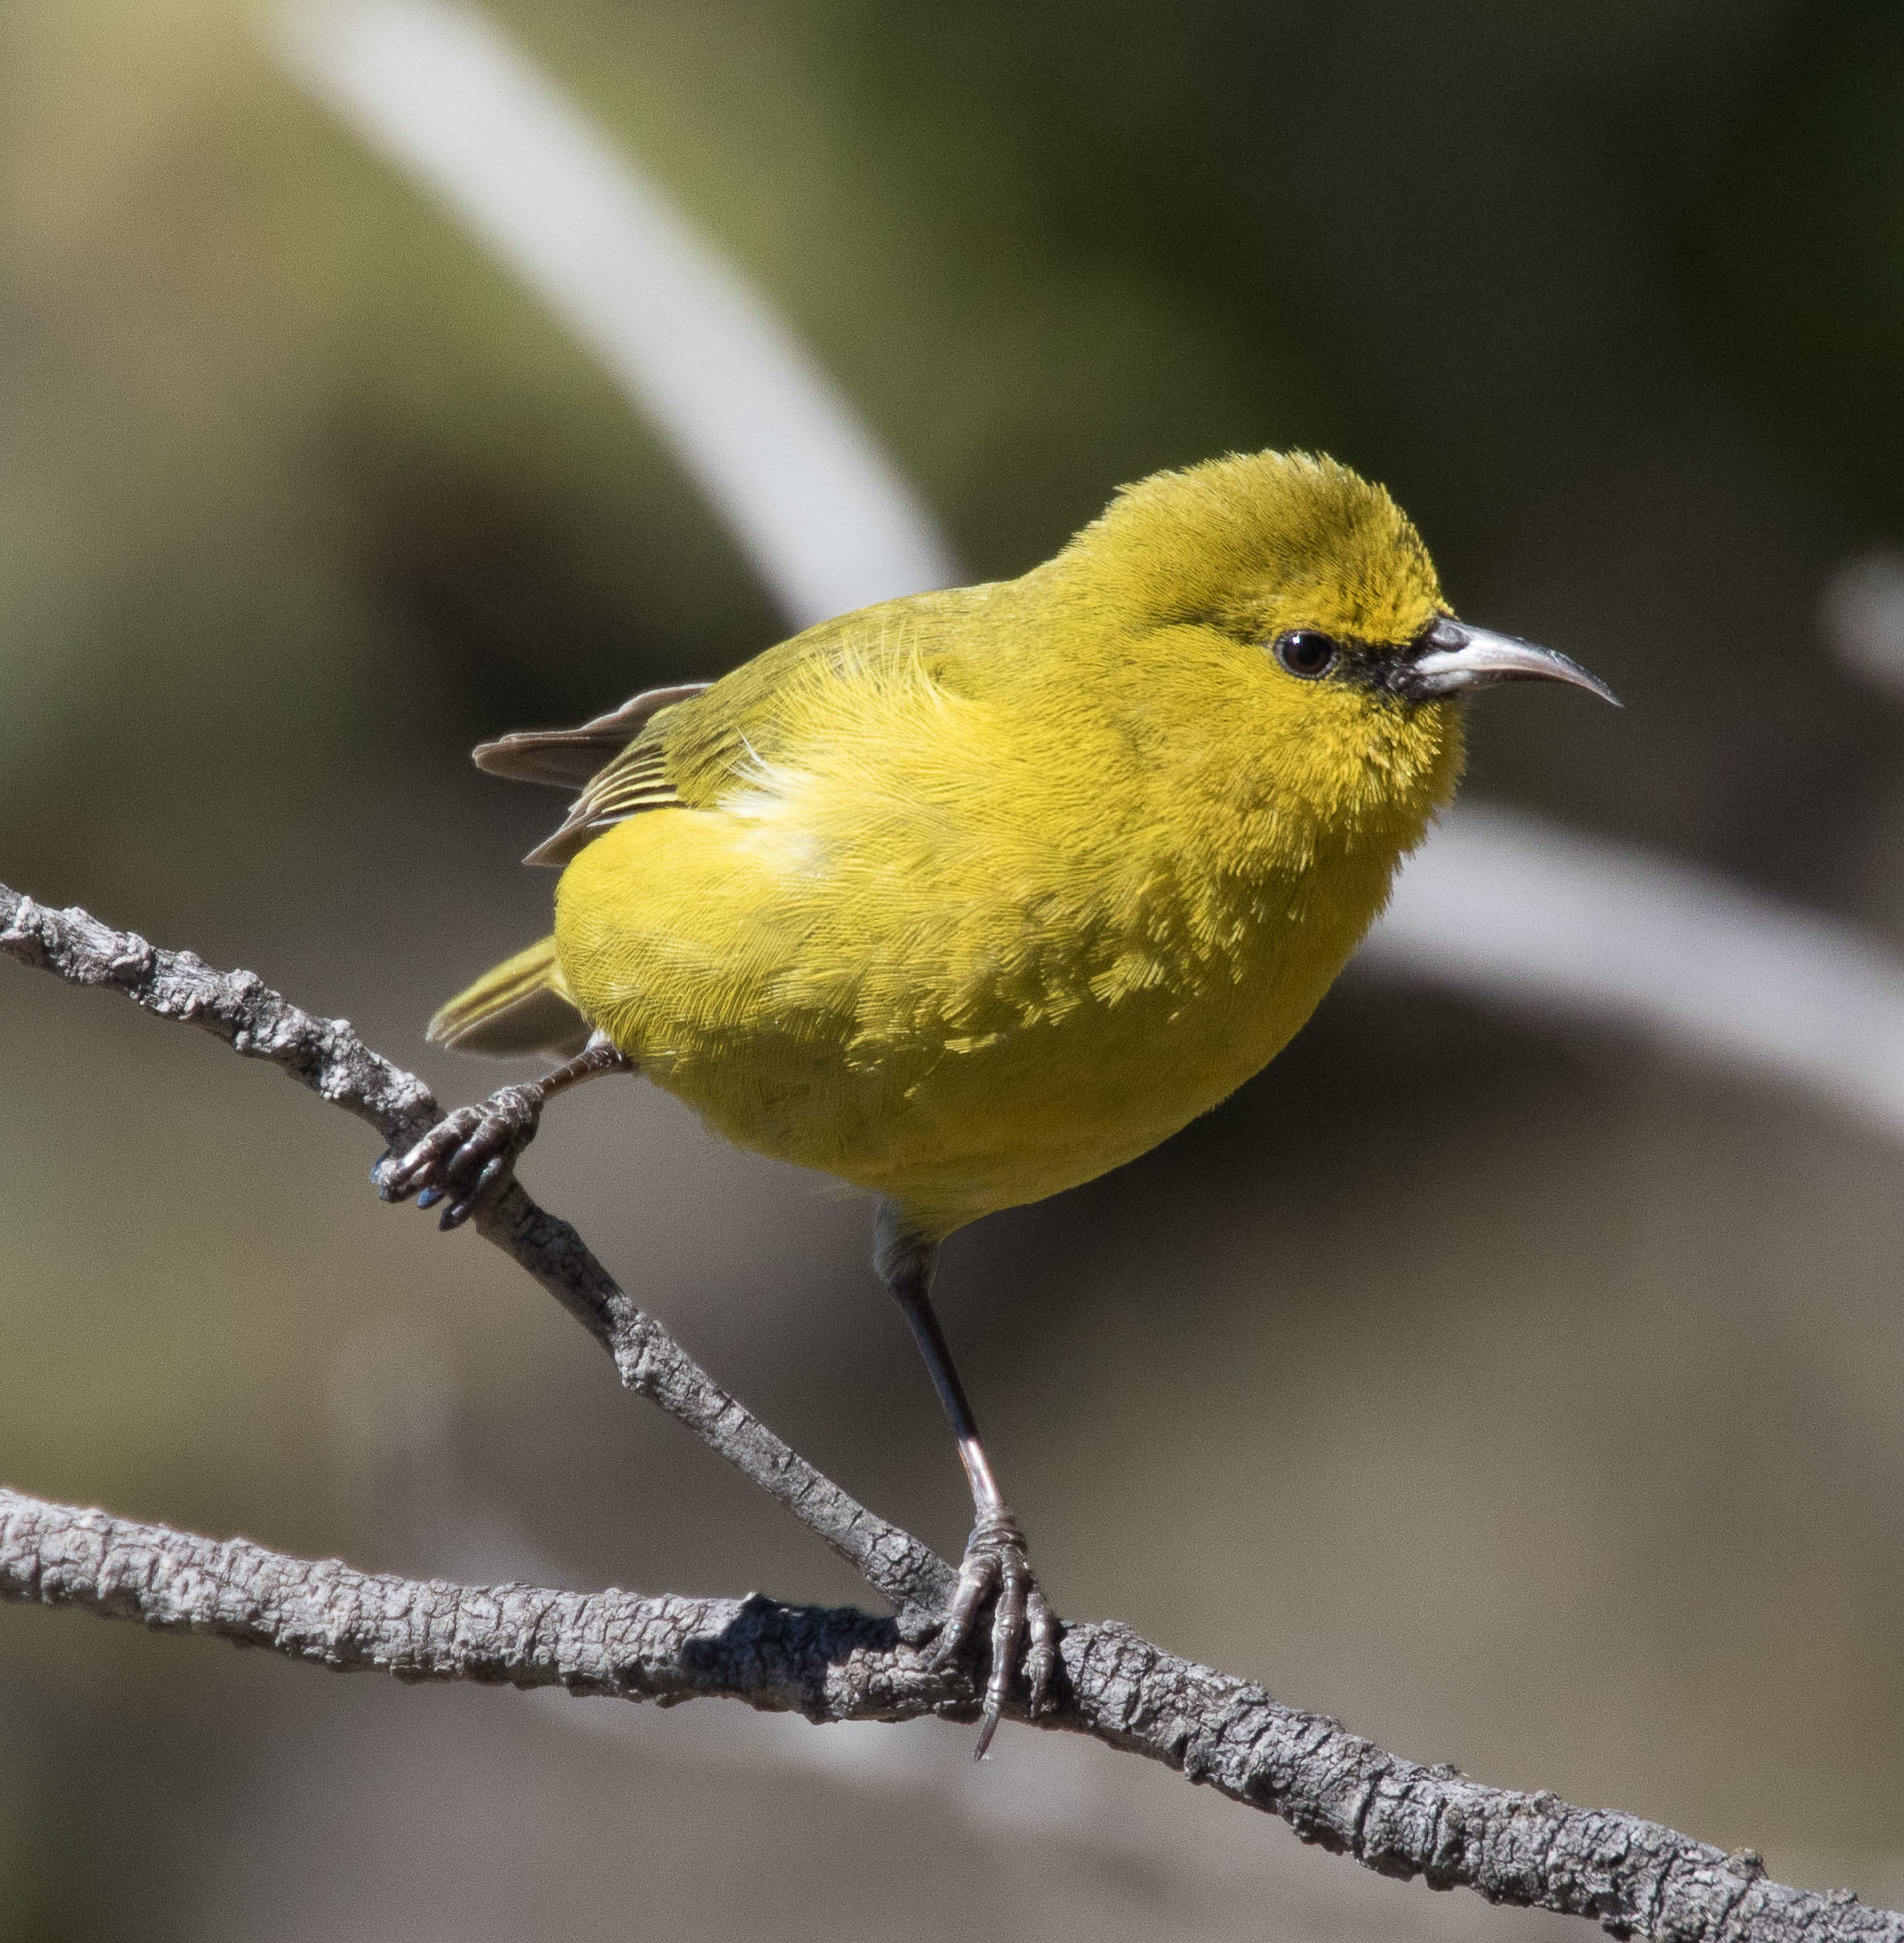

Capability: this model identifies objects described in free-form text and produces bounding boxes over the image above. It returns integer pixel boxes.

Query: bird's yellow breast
[554,603,1462,1237]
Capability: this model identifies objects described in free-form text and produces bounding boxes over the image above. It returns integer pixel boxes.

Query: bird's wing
[516,589,989,868]
[521,733,688,866]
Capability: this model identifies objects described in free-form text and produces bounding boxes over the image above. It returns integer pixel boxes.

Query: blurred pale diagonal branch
[3,881,1901,1943]
[270,0,956,629]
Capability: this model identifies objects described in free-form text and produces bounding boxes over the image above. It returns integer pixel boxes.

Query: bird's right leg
[376,1031,632,1228]
[876,1203,1060,1756]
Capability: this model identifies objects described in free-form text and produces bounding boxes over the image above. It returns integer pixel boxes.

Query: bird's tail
[428,936,591,1058]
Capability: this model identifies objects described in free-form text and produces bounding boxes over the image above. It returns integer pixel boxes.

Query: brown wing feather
[472,683,711,791]
[523,737,684,867]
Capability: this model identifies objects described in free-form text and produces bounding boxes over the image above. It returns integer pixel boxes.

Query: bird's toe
[929,1507,1057,1757]
[373,1088,543,1223]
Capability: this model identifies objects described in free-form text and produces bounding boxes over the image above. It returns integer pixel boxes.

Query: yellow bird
[378,449,1614,1752]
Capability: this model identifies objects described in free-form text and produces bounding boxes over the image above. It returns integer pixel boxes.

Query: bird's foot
[927,1506,1060,1757]
[373,1083,544,1229]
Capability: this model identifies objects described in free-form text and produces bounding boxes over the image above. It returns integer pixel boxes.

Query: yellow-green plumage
[437,451,1464,1239]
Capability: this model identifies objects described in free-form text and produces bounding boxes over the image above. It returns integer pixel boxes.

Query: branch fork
[1,880,1895,1943]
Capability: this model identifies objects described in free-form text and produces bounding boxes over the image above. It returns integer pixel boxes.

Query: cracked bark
[1,881,1896,1943]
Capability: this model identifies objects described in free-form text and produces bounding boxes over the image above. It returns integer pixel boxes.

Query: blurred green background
[8,0,1904,1936]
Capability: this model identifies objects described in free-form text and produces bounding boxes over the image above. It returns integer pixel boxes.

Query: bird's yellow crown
[1058,450,1446,649]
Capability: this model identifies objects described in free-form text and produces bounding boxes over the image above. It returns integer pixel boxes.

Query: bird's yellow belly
[555,803,1399,1236]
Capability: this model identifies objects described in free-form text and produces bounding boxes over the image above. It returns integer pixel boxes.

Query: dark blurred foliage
[1680,0,1904,519]
[9,1,1904,1936]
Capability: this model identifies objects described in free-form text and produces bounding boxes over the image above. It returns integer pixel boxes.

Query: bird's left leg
[376,1031,632,1229]
[876,1202,1060,1756]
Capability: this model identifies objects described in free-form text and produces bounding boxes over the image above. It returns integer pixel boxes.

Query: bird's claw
[927,1507,1059,1757]
[373,1084,544,1228]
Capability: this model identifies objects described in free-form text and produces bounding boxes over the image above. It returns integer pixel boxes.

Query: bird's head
[1064,448,1615,713]
[1049,450,1614,839]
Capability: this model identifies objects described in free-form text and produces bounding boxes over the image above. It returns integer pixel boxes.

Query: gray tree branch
[1,881,1896,1943]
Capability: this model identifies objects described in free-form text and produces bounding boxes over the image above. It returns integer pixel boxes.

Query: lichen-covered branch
[2,880,1898,1943]
[3,1486,1895,1943]
[0,1486,932,1717]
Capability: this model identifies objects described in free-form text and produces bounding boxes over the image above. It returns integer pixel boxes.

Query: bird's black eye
[1274,630,1338,679]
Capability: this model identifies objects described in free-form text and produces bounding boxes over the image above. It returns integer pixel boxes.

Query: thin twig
[0,883,951,1618]
[2,880,1898,1943]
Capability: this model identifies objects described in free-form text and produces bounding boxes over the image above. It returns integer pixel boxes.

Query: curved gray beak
[1405,619,1620,706]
